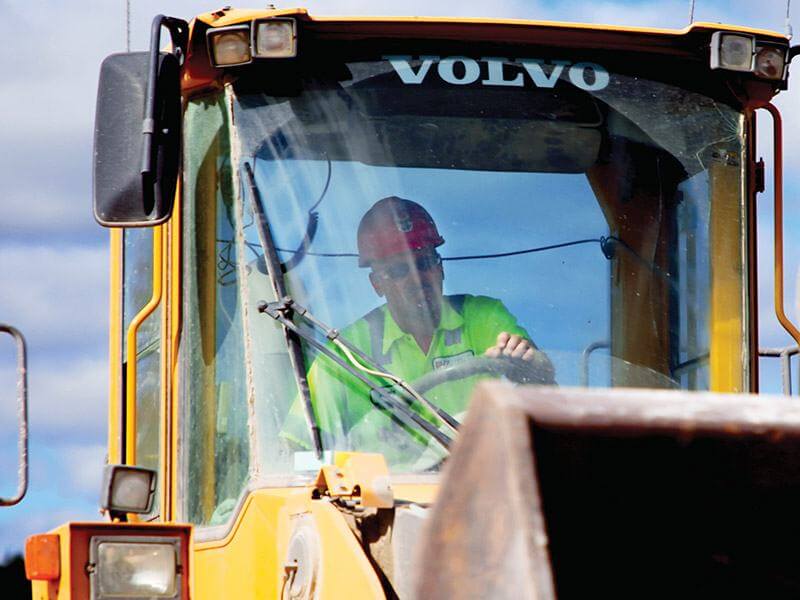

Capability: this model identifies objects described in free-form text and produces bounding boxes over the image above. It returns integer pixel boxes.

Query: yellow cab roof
[183,7,789,96]
[194,7,788,42]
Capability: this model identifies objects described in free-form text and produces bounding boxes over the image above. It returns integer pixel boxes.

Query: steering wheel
[411,355,556,395]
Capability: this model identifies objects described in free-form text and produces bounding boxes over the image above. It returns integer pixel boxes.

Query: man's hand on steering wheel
[410,331,557,395]
[485,332,555,383]
[485,332,537,361]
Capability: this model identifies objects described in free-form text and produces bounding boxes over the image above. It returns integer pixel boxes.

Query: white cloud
[554,0,691,27]
[30,357,107,437]
[0,178,98,238]
[0,355,106,439]
[54,443,107,502]
[0,244,107,354]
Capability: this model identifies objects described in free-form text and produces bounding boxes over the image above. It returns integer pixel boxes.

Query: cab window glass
[231,57,745,472]
[123,227,161,517]
[181,54,746,488]
[182,96,250,526]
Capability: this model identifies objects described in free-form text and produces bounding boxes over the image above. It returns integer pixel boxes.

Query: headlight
[207,25,253,67]
[89,536,182,599]
[710,32,755,72]
[253,18,297,58]
[710,31,789,82]
[99,464,157,517]
[754,45,787,80]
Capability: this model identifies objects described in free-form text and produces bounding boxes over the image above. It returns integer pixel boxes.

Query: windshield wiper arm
[243,161,323,458]
[289,299,459,435]
[259,297,454,450]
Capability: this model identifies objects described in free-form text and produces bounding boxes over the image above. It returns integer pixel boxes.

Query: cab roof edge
[195,7,789,41]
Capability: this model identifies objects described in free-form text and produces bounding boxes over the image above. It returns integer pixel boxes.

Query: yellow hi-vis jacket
[282,294,532,459]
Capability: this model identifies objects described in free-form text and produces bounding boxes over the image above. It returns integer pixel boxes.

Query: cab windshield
[182,53,747,525]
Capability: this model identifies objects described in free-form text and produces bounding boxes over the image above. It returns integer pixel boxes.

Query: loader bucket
[415,384,800,599]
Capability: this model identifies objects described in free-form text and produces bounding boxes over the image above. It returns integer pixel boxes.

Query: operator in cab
[283,196,554,458]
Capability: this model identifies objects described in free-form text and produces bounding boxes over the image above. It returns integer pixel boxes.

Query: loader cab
[96,9,794,535]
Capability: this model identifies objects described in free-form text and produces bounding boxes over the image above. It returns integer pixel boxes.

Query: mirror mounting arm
[141,15,188,181]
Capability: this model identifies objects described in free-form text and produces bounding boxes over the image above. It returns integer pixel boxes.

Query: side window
[183,98,250,526]
[123,227,162,517]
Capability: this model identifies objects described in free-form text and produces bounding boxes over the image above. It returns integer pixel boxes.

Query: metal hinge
[313,452,394,509]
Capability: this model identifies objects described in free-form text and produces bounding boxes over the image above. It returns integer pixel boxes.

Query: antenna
[126,0,131,51]
[787,0,793,40]
[688,0,696,24]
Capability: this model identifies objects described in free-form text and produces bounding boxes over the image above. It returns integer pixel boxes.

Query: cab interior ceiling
[243,69,709,182]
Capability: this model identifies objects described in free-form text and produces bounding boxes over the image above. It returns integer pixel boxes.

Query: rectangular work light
[207,24,253,67]
[711,32,755,72]
[253,18,297,58]
[100,464,156,517]
[207,18,298,67]
[754,45,787,80]
[89,536,182,599]
[710,32,788,80]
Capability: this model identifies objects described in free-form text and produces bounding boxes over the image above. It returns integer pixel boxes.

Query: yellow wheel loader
[20,7,800,598]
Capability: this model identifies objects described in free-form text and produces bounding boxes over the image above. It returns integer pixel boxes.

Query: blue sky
[1,0,800,558]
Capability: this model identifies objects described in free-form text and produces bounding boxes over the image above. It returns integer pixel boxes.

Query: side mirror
[0,324,28,507]
[93,16,187,227]
[93,52,181,226]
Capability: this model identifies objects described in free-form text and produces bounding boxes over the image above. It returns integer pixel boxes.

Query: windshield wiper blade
[259,297,454,450]
[243,161,323,458]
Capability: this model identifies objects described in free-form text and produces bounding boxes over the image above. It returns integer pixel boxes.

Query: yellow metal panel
[311,501,385,600]
[193,492,286,598]
[391,482,438,505]
[107,229,123,464]
[197,7,308,26]
[168,185,184,523]
[709,158,746,392]
[193,487,399,599]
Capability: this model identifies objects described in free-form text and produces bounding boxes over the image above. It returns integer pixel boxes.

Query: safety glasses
[373,252,442,281]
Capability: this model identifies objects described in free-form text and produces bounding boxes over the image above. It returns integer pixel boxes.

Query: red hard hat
[357,197,444,267]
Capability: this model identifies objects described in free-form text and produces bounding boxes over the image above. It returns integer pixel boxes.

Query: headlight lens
[253,19,297,58]
[710,31,789,82]
[754,46,786,79]
[716,34,755,71]
[91,538,180,598]
[106,466,156,513]
[208,26,252,66]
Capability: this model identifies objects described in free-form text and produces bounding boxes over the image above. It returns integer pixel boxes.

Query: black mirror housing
[93,51,181,227]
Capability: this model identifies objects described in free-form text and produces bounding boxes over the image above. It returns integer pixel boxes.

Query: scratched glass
[181,54,746,527]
